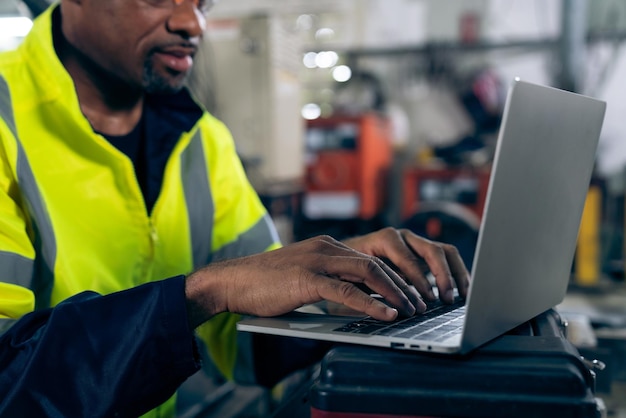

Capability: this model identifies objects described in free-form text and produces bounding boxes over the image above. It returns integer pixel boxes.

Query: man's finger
[442,243,471,298]
[401,230,457,304]
[313,255,417,316]
[316,278,399,321]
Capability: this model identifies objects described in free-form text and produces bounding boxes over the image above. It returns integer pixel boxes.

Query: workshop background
[2,0,626,417]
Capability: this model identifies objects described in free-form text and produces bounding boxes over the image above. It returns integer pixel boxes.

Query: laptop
[237,79,607,355]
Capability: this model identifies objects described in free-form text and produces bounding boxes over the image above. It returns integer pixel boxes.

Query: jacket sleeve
[0,275,201,418]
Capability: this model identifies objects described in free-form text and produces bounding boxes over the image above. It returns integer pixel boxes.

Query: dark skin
[56,0,471,329]
[186,230,470,328]
[58,0,205,134]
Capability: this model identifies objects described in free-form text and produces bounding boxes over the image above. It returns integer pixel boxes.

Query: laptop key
[333,299,466,336]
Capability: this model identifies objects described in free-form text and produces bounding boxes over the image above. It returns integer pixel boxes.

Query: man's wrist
[184,268,225,329]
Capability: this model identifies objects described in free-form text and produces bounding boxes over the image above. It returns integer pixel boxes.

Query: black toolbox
[309,310,605,418]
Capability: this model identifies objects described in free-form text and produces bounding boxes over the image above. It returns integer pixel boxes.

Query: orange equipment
[401,166,491,222]
[304,113,392,220]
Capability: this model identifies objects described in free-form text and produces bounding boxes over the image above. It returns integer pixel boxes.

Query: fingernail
[386,307,399,320]
[444,289,454,303]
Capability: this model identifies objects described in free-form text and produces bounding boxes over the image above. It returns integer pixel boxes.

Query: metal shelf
[311,38,560,59]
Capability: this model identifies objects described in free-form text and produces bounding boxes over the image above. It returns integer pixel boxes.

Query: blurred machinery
[575,183,603,286]
[296,112,392,239]
[394,71,500,268]
[401,166,490,222]
[399,167,488,268]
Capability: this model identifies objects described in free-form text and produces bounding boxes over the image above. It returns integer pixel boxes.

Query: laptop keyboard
[333,298,465,342]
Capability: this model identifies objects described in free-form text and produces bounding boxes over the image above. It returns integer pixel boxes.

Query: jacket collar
[21,4,204,134]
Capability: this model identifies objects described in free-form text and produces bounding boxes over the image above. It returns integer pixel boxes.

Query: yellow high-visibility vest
[0,5,280,417]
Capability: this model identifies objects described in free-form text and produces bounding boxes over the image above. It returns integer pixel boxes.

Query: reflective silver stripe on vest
[0,75,56,310]
[0,251,34,336]
[0,77,17,137]
[0,251,34,288]
[181,129,280,269]
[181,130,214,269]
[211,214,280,262]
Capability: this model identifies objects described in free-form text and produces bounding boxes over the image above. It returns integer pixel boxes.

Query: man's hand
[343,227,470,304]
[185,230,469,329]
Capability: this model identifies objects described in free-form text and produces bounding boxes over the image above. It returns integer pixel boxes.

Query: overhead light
[315,51,338,69]
[332,65,352,83]
[296,14,314,31]
[315,27,335,41]
[303,52,317,69]
[301,103,321,120]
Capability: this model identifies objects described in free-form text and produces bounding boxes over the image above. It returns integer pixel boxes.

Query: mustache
[152,39,200,56]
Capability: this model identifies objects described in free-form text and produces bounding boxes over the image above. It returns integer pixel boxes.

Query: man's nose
[167,0,206,38]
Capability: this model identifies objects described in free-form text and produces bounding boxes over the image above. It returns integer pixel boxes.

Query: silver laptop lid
[460,79,606,352]
[236,79,606,355]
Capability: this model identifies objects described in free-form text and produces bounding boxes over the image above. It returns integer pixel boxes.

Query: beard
[141,56,188,95]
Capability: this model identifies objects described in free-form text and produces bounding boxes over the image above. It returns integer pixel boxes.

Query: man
[0,0,470,417]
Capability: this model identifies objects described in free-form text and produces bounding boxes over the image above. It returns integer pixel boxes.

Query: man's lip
[159,45,197,56]
[154,47,196,72]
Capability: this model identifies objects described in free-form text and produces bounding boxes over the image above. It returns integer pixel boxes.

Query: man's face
[64,0,207,94]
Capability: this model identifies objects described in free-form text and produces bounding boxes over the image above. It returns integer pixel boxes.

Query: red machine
[303,113,392,221]
[401,166,491,221]
[398,166,490,268]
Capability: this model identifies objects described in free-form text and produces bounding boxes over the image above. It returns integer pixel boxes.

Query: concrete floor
[176,373,271,418]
